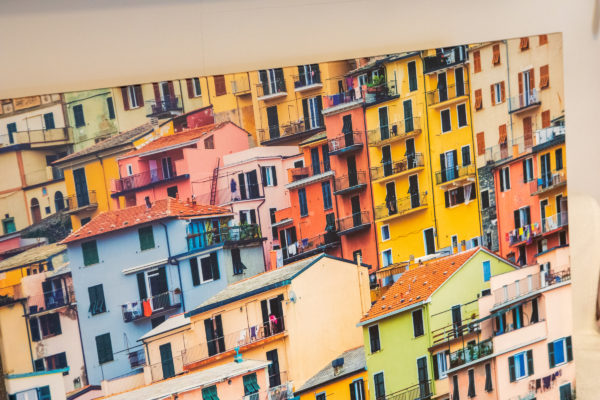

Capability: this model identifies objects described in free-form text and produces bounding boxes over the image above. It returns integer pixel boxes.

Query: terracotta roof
[54,123,153,164]
[0,243,66,272]
[121,123,227,158]
[360,248,480,324]
[61,198,231,244]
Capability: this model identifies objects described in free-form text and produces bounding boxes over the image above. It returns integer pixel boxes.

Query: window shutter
[529,68,535,90]
[190,257,200,286]
[37,386,51,400]
[444,190,450,208]
[522,160,527,183]
[137,272,148,300]
[540,65,550,88]
[490,84,495,106]
[260,166,267,187]
[316,95,324,126]
[526,350,534,376]
[57,352,67,368]
[548,342,556,368]
[542,110,551,128]
[135,85,144,106]
[186,79,194,98]
[500,81,506,102]
[432,354,439,380]
[29,318,40,342]
[272,166,277,186]
[302,98,309,127]
[474,89,482,110]
[51,313,62,335]
[214,75,226,96]
[121,87,130,110]
[508,356,516,382]
[566,336,573,362]
[153,83,161,103]
[500,170,505,192]
[492,44,500,65]
[168,81,175,98]
[476,132,485,156]
[350,381,357,400]
[539,34,548,45]
[210,252,220,280]
[473,50,481,73]
[518,72,523,95]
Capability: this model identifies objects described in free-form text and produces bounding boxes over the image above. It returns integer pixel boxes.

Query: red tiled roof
[360,248,480,324]
[61,198,231,244]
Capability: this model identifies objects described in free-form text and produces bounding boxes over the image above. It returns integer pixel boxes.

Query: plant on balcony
[367,75,386,89]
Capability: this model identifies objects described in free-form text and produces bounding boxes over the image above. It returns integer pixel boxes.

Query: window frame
[435,351,448,379]
[481,189,490,209]
[88,284,107,315]
[380,225,390,242]
[373,371,386,400]
[95,333,114,365]
[381,249,393,267]
[127,85,140,109]
[456,103,467,128]
[440,108,452,133]
[82,240,99,266]
[298,188,308,217]
[500,167,511,192]
[73,104,86,128]
[461,145,471,166]
[192,77,202,97]
[138,226,155,251]
[412,308,425,338]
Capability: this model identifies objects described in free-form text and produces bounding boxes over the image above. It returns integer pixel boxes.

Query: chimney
[144,196,152,209]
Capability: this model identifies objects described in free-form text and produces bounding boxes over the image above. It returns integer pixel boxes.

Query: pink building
[447,246,574,400]
[110,122,253,208]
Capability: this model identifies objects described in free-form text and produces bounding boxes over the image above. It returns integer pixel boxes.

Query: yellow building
[294,347,368,400]
[249,61,353,146]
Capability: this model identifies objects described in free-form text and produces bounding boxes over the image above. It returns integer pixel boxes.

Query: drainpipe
[95,154,111,211]
[504,40,514,144]
[21,300,35,371]
[178,80,186,115]
[73,292,90,385]
[160,222,185,312]
[362,104,380,269]
[255,164,268,269]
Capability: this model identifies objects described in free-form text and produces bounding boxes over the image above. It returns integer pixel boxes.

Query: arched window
[54,191,65,212]
[30,198,42,224]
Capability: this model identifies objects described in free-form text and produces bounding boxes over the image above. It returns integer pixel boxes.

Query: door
[307,97,321,129]
[266,106,280,139]
[246,170,260,198]
[437,72,448,102]
[409,175,420,208]
[424,228,435,255]
[159,343,175,379]
[72,168,89,207]
[540,199,549,232]
[540,153,551,187]
[522,70,531,105]
[455,67,465,97]
[311,148,321,175]
[161,157,174,179]
[403,99,414,133]
[406,138,416,169]
[351,196,362,227]
[7,122,16,144]
[30,198,42,224]
[451,305,462,338]
[347,156,358,187]
[441,150,457,182]
[417,356,430,398]
[266,349,281,387]
[342,115,354,146]
[147,267,169,310]
[160,82,171,104]
[382,146,393,176]
[385,182,397,216]
[379,107,389,140]
[148,160,158,181]
[204,316,225,356]
[350,379,366,400]
[556,195,564,226]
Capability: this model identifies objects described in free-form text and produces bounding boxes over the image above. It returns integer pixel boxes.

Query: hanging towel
[288,243,297,256]
[250,326,258,341]
[535,379,541,392]
[542,375,551,390]
[143,299,152,317]
[519,227,524,236]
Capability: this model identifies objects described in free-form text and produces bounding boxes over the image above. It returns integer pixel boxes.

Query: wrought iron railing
[371,153,424,181]
[2,127,69,146]
[382,380,433,400]
[530,170,566,193]
[375,192,427,220]
[113,167,181,193]
[288,161,332,182]
[128,348,146,369]
[187,224,262,251]
[293,70,321,88]
[63,190,97,211]
[535,125,565,146]
[256,78,287,98]
[508,89,540,113]
[25,285,76,315]
[541,212,568,233]
[493,268,570,306]
[258,118,324,143]
[337,211,371,233]
[324,89,363,109]
[121,290,182,323]
[146,96,182,117]
[328,131,363,153]
[449,339,493,369]
[364,79,399,105]
[423,46,468,73]
[367,116,421,146]
[334,171,367,193]
[434,164,476,185]
[426,82,469,105]
[281,231,340,261]
[148,352,184,382]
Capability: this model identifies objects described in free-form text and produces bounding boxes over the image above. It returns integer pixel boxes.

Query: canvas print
[0,33,571,400]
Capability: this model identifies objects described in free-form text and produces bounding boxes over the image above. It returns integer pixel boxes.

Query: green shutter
[82,241,99,266]
[139,226,155,250]
[243,373,260,395]
[38,386,51,400]
[432,354,439,380]
[96,333,113,364]
[566,336,573,362]
[210,252,220,281]
[548,342,555,368]
[526,350,534,376]
[508,356,516,382]
[202,385,219,400]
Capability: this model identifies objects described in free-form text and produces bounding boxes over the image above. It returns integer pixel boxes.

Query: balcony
[182,319,286,368]
[367,117,422,147]
[293,70,322,92]
[449,339,493,369]
[374,192,428,221]
[128,348,146,370]
[148,351,185,382]
[534,125,565,148]
[337,211,371,236]
[322,90,364,115]
[431,316,481,345]
[508,223,541,247]
[121,290,182,323]
[63,190,98,214]
[286,161,333,189]
[364,79,399,106]
[256,79,287,101]
[2,127,70,148]
[25,284,76,315]
[24,166,64,187]
[508,89,541,114]
[328,131,364,156]
[425,82,469,108]
[186,223,263,251]
[333,171,367,195]
[423,46,468,74]
[370,153,424,182]
[231,77,252,96]
[112,167,188,195]
[529,170,567,195]
[541,212,568,233]
[383,380,433,400]
[258,119,325,145]
[493,268,571,307]
[434,164,476,188]
[146,96,183,119]
[282,231,340,264]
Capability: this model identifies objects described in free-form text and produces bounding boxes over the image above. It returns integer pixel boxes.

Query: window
[240,210,256,224]
[484,363,493,392]
[30,313,62,341]
[555,148,563,170]
[243,373,260,396]
[473,50,481,73]
[444,184,475,208]
[520,158,534,183]
[88,284,106,315]
[508,350,534,381]
[124,85,142,109]
[540,65,550,89]
[9,386,52,400]
[373,372,385,400]
[539,34,548,45]
[261,166,277,187]
[368,325,381,353]
[2,217,16,234]
[481,190,490,209]
[204,136,214,149]
[298,188,308,217]
[461,145,471,166]
[560,383,572,400]
[138,226,155,250]
[548,336,573,367]
[452,375,460,400]
[316,393,326,400]
[126,164,133,176]
[474,89,482,110]
[483,261,491,282]
[82,240,99,266]
[499,167,510,192]
[95,333,114,364]
[412,309,424,337]
[457,104,467,128]
[321,181,332,210]
[213,75,227,96]
[433,351,448,379]
[166,185,178,198]
[451,235,458,249]
[440,109,452,133]
[151,315,166,329]
[73,104,85,127]
[350,378,366,400]
[302,96,323,129]
[382,249,392,267]
[381,225,390,241]
[492,43,501,65]
[201,385,218,400]
[542,110,551,128]
[193,77,202,97]
[514,206,531,229]
[190,253,220,285]
[520,37,530,50]
[43,113,55,129]
[231,248,246,275]
[408,61,418,91]
[106,97,115,119]
[322,144,330,171]
[467,369,476,398]
[80,217,91,226]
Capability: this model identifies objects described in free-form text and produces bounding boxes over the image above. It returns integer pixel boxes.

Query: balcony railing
[256,79,287,99]
[423,46,468,73]
[508,89,540,113]
[182,319,286,367]
[375,192,427,220]
[324,89,363,109]
[128,348,146,369]
[334,171,367,194]
[371,153,424,181]
[364,79,399,105]
[148,352,185,382]
[258,119,324,144]
[63,190,97,212]
[431,316,481,345]
[328,131,364,155]
[288,161,332,183]
[530,170,567,194]
[541,212,568,233]
[121,290,182,323]
[493,268,571,306]
[383,380,433,400]
[25,166,64,186]
[146,96,183,118]
[187,224,262,251]
[367,117,422,146]
[2,127,70,146]
[282,231,340,262]
[508,223,541,246]
[113,167,184,193]
[535,125,565,147]
[337,211,371,234]
[449,339,493,369]
[435,164,476,185]
[26,284,76,315]
[293,70,322,89]
[425,82,469,105]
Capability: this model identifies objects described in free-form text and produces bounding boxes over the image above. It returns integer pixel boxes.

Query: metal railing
[1,127,69,146]
[281,231,340,261]
[121,290,182,323]
[535,125,565,146]
[435,164,476,185]
[449,339,493,369]
[334,171,367,193]
[426,82,469,105]
[256,78,287,98]
[530,170,566,194]
[383,380,433,400]
[113,167,181,193]
[146,96,182,117]
[508,89,540,113]
[328,131,364,153]
[288,161,332,182]
[508,223,540,246]
[493,269,571,306]
[541,212,568,233]
[423,46,468,73]
[364,79,399,105]
[128,348,146,369]
[293,70,321,88]
[324,89,363,109]
[375,192,428,220]
[148,352,185,382]
[431,318,481,345]
[337,211,371,233]
[232,183,262,201]
[63,190,97,211]
[370,153,424,181]
[367,116,422,146]
[25,284,76,315]
[187,224,262,251]
[258,119,324,143]
[182,319,286,366]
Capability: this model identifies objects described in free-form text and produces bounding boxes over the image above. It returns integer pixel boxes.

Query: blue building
[62,197,266,385]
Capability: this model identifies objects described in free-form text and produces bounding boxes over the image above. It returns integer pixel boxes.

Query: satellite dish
[288,291,297,303]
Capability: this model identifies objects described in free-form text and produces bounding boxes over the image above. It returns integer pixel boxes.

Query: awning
[375,263,408,280]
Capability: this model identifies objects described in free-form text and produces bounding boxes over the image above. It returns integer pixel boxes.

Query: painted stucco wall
[0,301,32,375]
[298,370,369,400]
[6,370,66,399]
